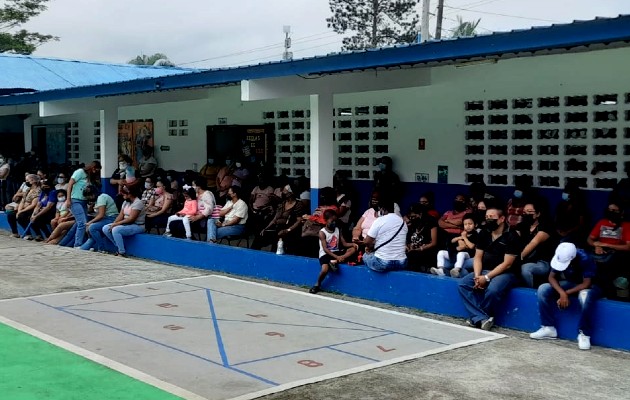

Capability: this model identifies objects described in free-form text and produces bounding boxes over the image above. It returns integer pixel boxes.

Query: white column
[309,93,334,213]
[23,116,34,153]
[100,108,118,188]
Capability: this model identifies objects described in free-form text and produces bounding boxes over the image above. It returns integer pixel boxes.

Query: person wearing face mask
[406,203,439,273]
[207,186,248,243]
[506,180,534,228]
[363,196,408,272]
[0,154,10,210]
[249,174,275,233]
[66,160,102,248]
[587,201,630,300]
[27,181,58,241]
[137,146,157,179]
[102,185,146,256]
[518,201,556,288]
[438,194,472,236]
[140,177,156,206]
[7,174,41,238]
[199,157,220,192]
[555,183,589,247]
[232,159,250,189]
[55,173,69,191]
[372,156,401,203]
[309,210,358,294]
[145,180,175,233]
[252,183,306,252]
[216,157,236,204]
[110,155,137,209]
[79,186,119,252]
[45,189,76,245]
[352,191,402,247]
[457,207,522,330]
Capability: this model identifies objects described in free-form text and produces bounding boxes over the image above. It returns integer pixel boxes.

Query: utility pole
[420,0,431,43]
[282,25,293,61]
[435,0,445,39]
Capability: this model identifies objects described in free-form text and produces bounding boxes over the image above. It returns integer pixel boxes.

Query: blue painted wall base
[0,212,628,351]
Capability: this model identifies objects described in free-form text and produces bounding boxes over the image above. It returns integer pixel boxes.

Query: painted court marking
[0,275,504,400]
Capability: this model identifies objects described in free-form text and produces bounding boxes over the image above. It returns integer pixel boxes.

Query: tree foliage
[327,0,419,50]
[128,53,175,66]
[450,16,481,38]
[0,0,57,54]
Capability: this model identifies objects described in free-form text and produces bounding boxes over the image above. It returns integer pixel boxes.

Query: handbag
[301,219,324,237]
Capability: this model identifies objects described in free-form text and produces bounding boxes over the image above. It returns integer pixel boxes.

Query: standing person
[0,154,10,210]
[207,186,248,242]
[457,207,522,330]
[65,161,102,248]
[80,186,119,252]
[102,185,146,257]
[363,197,408,272]
[216,157,236,204]
[199,157,220,193]
[137,147,157,179]
[309,210,358,294]
[530,243,603,350]
[373,156,401,203]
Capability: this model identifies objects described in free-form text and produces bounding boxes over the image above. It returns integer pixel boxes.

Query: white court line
[0,315,208,400]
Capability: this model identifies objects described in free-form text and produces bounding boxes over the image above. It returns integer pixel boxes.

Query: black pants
[30,208,56,238]
[0,179,11,209]
[7,209,33,235]
[146,214,170,233]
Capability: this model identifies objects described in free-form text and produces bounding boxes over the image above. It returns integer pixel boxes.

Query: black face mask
[327,222,337,230]
[485,219,500,231]
[521,214,535,226]
[25,182,32,187]
[605,210,622,224]
[453,201,467,212]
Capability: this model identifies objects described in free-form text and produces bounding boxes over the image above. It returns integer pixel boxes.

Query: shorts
[319,250,345,266]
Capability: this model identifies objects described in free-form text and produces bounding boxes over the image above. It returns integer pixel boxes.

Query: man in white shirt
[363,197,408,272]
[207,186,248,242]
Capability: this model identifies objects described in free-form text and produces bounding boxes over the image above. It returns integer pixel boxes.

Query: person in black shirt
[519,200,557,288]
[458,207,522,330]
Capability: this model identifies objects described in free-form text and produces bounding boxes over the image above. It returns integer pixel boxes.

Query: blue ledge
[1,212,628,351]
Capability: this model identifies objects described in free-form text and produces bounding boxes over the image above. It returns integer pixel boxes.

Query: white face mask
[58,197,66,202]
[144,182,151,189]
[0,159,4,164]
[235,162,242,168]
[119,162,127,170]
[225,160,232,165]
[207,159,214,164]
[57,178,65,184]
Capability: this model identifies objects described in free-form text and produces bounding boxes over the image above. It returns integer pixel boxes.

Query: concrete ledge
[1,212,628,351]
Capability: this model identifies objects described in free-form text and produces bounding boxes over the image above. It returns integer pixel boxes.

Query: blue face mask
[562,192,570,201]
[513,190,523,199]
[378,163,386,172]
[327,222,336,230]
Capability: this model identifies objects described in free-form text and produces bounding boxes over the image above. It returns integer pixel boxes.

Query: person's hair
[193,179,208,191]
[379,156,393,169]
[184,187,197,200]
[119,154,132,164]
[409,203,425,215]
[26,173,40,184]
[420,191,435,206]
[463,213,476,223]
[486,207,504,217]
[125,184,143,198]
[323,209,337,221]
[56,189,68,197]
[82,185,99,198]
[319,186,336,206]
[88,160,102,170]
[379,196,395,213]
[229,185,241,199]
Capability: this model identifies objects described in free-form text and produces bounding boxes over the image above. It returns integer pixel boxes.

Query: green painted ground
[0,323,182,400]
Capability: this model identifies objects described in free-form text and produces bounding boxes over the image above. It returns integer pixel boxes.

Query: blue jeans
[102,223,144,254]
[59,223,79,247]
[207,221,245,241]
[363,252,407,272]
[537,281,603,337]
[80,216,116,251]
[70,199,88,248]
[521,260,550,288]
[458,271,519,324]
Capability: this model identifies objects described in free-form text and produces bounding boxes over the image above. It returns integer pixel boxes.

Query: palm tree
[128,53,175,67]
[451,16,481,38]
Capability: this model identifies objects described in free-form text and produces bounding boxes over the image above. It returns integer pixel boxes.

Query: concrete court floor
[1,234,629,400]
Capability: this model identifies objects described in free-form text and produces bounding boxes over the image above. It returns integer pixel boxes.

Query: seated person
[419,192,440,219]
[519,201,556,288]
[555,183,589,247]
[438,193,472,237]
[252,183,305,254]
[457,207,522,330]
[55,172,69,191]
[163,188,198,240]
[141,176,156,206]
[216,158,236,204]
[405,203,439,273]
[506,181,533,228]
[207,186,248,243]
[145,180,174,232]
[309,210,358,294]
[468,181,495,211]
[249,174,276,232]
[199,157,220,193]
[7,174,41,238]
[586,201,630,300]
[4,172,30,213]
[432,213,477,278]
[110,155,139,209]
[363,197,408,272]
[27,181,58,241]
[80,186,119,252]
[45,190,74,245]
[530,243,602,350]
[299,187,339,257]
[352,190,401,246]
[102,185,146,257]
[137,146,157,179]
[191,179,216,237]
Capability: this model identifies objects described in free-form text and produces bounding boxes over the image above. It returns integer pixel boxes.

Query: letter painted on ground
[79,296,94,300]
[246,314,267,318]
[377,345,396,352]
[163,325,184,331]
[298,360,323,367]
[265,332,285,337]
[157,303,178,308]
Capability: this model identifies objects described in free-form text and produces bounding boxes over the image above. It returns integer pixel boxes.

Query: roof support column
[309,93,334,214]
[100,108,118,195]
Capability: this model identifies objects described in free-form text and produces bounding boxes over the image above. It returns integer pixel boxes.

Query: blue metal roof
[0,54,198,92]
[1,15,629,106]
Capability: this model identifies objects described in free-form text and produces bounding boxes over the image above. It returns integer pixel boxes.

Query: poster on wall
[118,122,134,162]
[437,165,449,184]
[132,121,154,166]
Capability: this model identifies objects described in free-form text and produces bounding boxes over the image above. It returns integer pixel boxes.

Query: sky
[13,0,630,69]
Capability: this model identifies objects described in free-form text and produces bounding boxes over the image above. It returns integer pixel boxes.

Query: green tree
[450,15,481,38]
[327,0,419,50]
[0,0,57,54]
[128,53,175,66]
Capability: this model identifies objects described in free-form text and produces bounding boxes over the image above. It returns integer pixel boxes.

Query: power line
[443,0,502,16]
[179,31,339,66]
[443,5,562,23]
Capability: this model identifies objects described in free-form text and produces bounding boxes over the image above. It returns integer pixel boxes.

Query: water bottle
[276,239,285,255]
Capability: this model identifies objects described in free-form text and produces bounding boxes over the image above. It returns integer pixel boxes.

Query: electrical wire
[443,5,562,23]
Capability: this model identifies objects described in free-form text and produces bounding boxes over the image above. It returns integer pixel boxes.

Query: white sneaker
[530,326,558,340]
[480,317,494,331]
[430,267,445,276]
[578,331,591,350]
[450,267,462,278]
[163,232,172,237]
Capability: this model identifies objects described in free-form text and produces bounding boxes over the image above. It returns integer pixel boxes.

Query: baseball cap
[550,242,577,272]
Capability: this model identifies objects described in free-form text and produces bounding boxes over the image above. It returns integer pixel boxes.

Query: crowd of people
[1,152,629,348]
